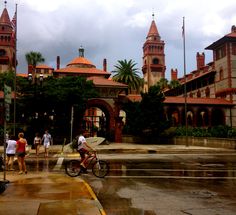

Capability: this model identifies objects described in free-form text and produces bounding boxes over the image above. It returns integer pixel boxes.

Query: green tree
[123,85,170,137]
[0,70,15,90]
[25,51,45,69]
[17,76,98,143]
[112,59,143,93]
[139,85,170,136]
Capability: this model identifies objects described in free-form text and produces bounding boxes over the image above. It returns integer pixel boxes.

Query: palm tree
[157,78,169,91]
[25,51,45,70]
[168,79,181,96]
[25,51,45,82]
[169,79,181,89]
[112,59,143,94]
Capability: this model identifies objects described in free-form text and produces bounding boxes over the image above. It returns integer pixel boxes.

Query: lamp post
[27,73,44,133]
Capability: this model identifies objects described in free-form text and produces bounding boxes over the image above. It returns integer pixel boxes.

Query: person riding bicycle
[77,131,95,173]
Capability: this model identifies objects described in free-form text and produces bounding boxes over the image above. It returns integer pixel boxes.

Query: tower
[0,4,16,73]
[142,14,165,92]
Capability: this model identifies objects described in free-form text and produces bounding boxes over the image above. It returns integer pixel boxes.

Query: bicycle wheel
[92,160,109,178]
[65,160,81,177]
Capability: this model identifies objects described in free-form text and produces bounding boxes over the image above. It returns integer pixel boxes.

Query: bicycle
[65,151,109,178]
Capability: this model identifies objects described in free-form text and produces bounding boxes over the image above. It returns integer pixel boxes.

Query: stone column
[114,116,123,143]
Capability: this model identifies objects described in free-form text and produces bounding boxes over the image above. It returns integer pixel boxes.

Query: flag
[11,12,16,32]
[11,11,17,41]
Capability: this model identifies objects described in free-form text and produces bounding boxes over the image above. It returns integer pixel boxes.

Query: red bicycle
[65,151,109,178]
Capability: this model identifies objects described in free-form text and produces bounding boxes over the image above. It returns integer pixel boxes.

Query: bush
[174,125,236,138]
[209,125,230,138]
[159,127,176,138]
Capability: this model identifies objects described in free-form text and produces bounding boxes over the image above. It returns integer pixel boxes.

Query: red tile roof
[0,8,11,26]
[54,67,110,76]
[67,57,95,67]
[147,20,160,38]
[127,94,233,106]
[206,31,236,50]
[36,64,54,69]
[87,76,127,88]
[225,32,236,37]
[17,73,28,78]
[165,96,233,105]
[127,94,142,102]
[178,70,216,84]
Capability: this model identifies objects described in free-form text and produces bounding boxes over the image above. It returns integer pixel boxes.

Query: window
[197,90,201,97]
[205,87,210,97]
[232,43,236,55]
[219,68,223,80]
[152,58,159,64]
[216,45,226,60]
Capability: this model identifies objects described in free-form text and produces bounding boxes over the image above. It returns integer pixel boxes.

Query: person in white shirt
[6,135,17,171]
[77,131,95,173]
[41,130,52,157]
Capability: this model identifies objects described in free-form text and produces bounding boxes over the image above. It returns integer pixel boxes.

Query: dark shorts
[17,152,26,157]
[7,154,15,157]
[77,148,89,159]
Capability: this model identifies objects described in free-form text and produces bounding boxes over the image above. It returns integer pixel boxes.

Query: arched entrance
[211,108,225,126]
[84,99,116,140]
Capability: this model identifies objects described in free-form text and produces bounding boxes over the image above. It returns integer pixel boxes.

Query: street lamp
[28,73,33,82]
[39,73,43,85]
[28,73,44,85]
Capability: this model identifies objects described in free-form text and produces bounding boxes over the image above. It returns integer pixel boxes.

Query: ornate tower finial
[152,9,155,20]
[4,1,7,8]
[79,45,84,57]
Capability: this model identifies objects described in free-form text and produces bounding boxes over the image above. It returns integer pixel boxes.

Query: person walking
[16,132,28,174]
[34,132,42,156]
[6,135,17,171]
[41,130,52,157]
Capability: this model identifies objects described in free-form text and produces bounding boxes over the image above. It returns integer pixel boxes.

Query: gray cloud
[5,0,236,80]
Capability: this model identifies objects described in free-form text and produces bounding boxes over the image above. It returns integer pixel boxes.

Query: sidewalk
[0,172,106,215]
[36,142,236,155]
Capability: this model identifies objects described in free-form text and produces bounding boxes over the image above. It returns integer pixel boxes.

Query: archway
[211,108,225,126]
[196,108,209,127]
[85,99,115,140]
[167,107,180,126]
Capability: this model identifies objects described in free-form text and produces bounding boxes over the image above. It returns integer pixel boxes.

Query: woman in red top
[16,132,27,174]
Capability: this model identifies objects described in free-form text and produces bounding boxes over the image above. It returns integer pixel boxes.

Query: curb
[83,181,106,215]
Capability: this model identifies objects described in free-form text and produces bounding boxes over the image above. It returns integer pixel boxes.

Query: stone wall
[174,137,236,149]
[122,135,236,149]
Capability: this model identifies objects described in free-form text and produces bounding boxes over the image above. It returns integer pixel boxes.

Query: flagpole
[183,16,188,147]
[13,3,17,136]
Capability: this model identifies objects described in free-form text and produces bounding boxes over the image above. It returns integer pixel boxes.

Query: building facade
[163,25,236,128]
[0,6,16,73]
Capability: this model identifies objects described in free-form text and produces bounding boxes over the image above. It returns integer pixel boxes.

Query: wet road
[7,153,236,215]
[83,153,236,215]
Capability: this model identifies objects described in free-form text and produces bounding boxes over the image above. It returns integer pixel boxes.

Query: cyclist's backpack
[71,136,79,149]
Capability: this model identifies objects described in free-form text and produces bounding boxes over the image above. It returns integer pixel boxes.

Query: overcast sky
[5,0,236,80]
